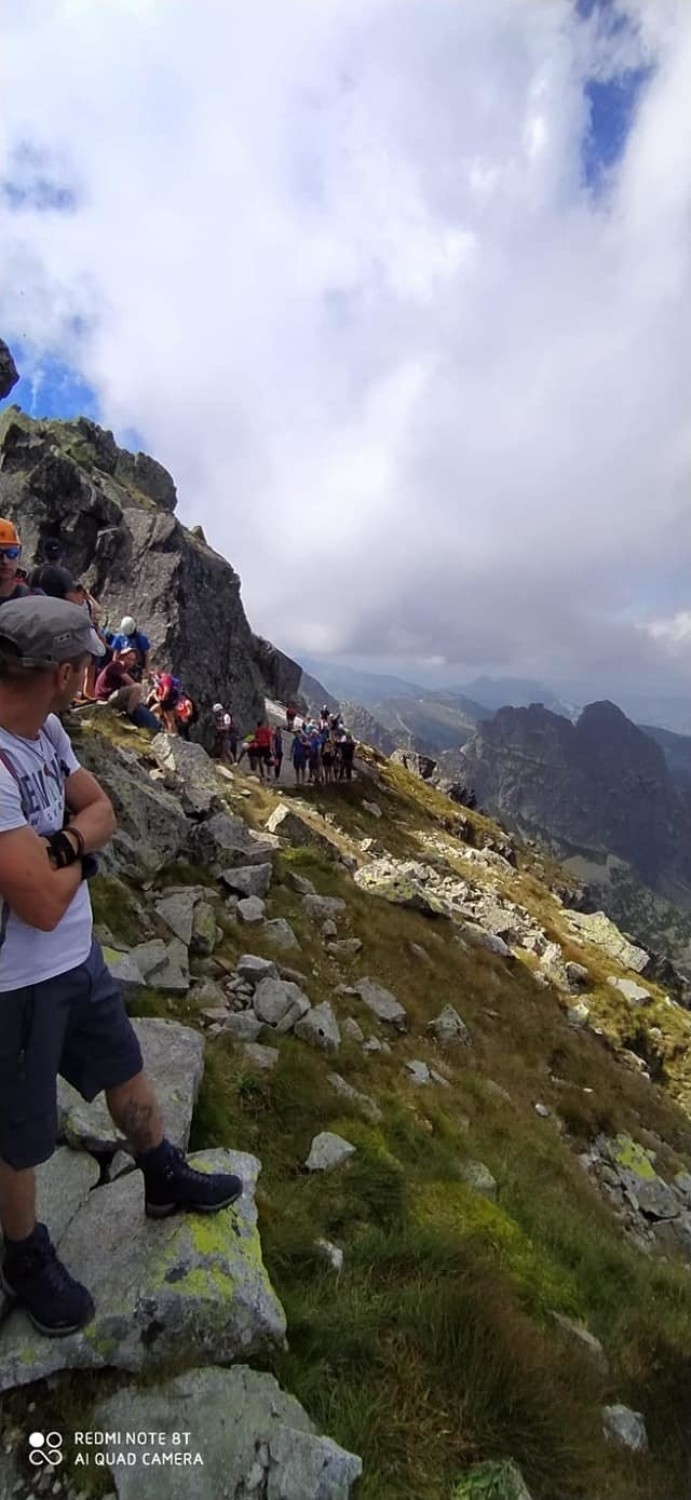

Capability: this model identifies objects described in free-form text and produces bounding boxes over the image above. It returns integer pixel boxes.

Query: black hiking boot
[136,1140,243,1220]
[0,1222,95,1337]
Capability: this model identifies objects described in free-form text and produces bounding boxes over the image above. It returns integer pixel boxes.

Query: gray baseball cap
[0,595,105,666]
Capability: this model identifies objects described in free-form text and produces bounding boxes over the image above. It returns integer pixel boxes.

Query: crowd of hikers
[215,702,357,787]
[0,520,358,781]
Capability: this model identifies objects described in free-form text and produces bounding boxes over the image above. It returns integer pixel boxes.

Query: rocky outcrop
[0,403,299,739]
[0,339,19,400]
[390,748,437,780]
[460,701,691,893]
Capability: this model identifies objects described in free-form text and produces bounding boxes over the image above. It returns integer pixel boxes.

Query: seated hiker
[0,519,32,606]
[271,725,284,781]
[94,649,143,719]
[111,616,150,681]
[253,719,273,783]
[174,692,197,741]
[148,671,180,734]
[0,596,242,1340]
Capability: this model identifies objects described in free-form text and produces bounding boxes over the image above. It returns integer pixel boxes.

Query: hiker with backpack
[111,616,150,682]
[148,671,180,734]
[174,693,197,741]
[214,704,237,762]
[0,595,243,1339]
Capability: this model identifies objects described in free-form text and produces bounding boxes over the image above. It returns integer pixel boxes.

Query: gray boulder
[552,1313,608,1372]
[303,894,346,923]
[191,812,278,870]
[77,732,190,877]
[222,1013,263,1043]
[406,1060,431,1085]
[294,1002,341,1052]
[607,976,652,1006]
[129,936,190,991]
[265,803,341,859]
[353,978,407,1031]
[326,938,363,959]
[427,1005,471,1045]
[103,945,146,999]
[602,1403,648,1452]
[57,1018,204,1153]
[263,917,301,950]
[155,888,199,947]
[221,863,273,899]
[566,912,650,972]
[0,1152,285,1392]
[253,977,310,1033]
[92,1364,362,1500]
[151,734,222,816]
[238,895,266,924]
[236,954,279,985]
[305,1132,356,1173]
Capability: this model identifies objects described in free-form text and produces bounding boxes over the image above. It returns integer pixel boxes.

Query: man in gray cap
[0,597,242,1337]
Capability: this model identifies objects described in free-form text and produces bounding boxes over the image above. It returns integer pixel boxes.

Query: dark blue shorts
[0,939,143,1170]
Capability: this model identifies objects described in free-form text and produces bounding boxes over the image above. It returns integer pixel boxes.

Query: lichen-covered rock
[353,978,408,1030]
[566,911,649,972]
[92,1364,362,1499]
[0,1152,285,1392]
[238,895,266,924]
[354,858,448,917]
[305,1133,356,1172]
[57,1018,204,1154]
[191,900,218,956]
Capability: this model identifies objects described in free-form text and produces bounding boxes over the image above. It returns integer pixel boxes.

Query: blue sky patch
[3,348,100,423]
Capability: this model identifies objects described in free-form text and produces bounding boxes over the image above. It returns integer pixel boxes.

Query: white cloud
[1,0,691,691]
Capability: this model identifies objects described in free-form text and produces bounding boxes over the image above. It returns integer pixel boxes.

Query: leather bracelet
[46,830,81,869]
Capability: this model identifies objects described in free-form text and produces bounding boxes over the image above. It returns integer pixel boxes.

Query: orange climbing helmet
[0,517,20,548]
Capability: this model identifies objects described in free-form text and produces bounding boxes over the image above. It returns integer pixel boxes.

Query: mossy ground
[6,740,691,1498]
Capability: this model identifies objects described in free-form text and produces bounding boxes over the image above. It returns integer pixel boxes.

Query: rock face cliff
[460,701,691,894]
[0,404,301,734]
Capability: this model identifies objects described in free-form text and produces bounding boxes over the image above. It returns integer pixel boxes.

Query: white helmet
[120,615,136,635]
[213,703,224,714]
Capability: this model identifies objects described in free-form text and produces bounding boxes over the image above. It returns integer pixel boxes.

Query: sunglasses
[0,546,21,561]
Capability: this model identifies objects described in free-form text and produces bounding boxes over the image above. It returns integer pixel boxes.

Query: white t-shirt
[0,714,93,992]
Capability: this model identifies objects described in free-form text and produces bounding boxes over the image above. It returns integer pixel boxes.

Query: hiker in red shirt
[253,719,273,783]
[94,649,143,720]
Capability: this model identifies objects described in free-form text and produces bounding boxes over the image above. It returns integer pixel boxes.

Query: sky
[1,0,691,697]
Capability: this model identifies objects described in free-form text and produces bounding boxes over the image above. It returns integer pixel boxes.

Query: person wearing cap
[0,598,242,1338]
[0,518,31,606]
[111,615,150,682]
